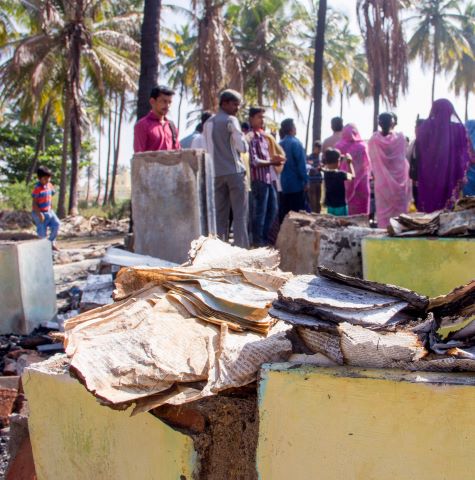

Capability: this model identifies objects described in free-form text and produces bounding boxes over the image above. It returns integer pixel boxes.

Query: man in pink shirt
[134,85,181,152]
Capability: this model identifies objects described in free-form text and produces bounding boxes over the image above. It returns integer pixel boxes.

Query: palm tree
[193,0,243,111]
[137,0,161,120]
[450,2,475,121]
[357,0,409,132]
[312,0,327,142]
[1,0,140,215]
[408,0,470,103]
[229,0,310,113]
[297,4,366,143]
[164,25,196,130]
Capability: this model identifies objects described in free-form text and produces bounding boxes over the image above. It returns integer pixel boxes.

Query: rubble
[0,210,129,238]
[276,211,384,277]
[388,197,475,237]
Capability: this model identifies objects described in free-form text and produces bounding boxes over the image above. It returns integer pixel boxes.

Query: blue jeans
[32,210,60,242]
[251,181,278,246]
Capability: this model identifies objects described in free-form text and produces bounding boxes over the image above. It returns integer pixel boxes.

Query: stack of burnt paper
[272,266,475,372]
[388,198,475,237]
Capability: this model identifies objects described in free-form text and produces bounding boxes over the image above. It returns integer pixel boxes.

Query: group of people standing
[133,85,475,250]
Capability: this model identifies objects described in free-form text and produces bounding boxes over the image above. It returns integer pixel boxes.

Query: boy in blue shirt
[31,166,61,250]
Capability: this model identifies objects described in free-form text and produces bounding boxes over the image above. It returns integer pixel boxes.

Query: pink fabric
[368,131,411,228]
[335,124,371,215]
[133,112,181,152]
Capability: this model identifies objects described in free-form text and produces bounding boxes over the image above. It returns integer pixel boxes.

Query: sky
[93,0,472,180]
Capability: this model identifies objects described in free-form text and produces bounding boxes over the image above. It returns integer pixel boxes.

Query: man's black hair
[150,85,175,98]
[324,148,341,165]
[196,111,213,133]
[219,89,242,105]
[37,166,53,178]
[241,122,250,132]
[314,140,322,149]
[249,106,266,118]
[201,111,212,124]
[378,112,393,133]
[280,118,295,136]
[330,116,343,132]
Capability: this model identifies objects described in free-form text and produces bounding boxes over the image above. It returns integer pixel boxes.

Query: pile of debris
[389,197,475,237]
[0,210,129,238]
[276,211,384,277]
[272,266,475,372]
[0,211,32,231]
[59,215,129,238]
[55,238,293,413]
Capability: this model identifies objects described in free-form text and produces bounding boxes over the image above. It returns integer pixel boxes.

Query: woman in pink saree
[335,124,371,215]
[368,113,410,228]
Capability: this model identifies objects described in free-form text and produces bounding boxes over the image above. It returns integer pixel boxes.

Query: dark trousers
[279,191,306,223]
[215,172,249,248]
[251,180,278,247]
[308,181,322,213]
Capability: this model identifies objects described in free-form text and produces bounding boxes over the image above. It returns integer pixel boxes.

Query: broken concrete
[0,239,57,334]
[276,212,383,276]
[132,150,216,264]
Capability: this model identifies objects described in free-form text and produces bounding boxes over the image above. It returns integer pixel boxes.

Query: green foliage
[0,112,95,186]
[0,181,32,210]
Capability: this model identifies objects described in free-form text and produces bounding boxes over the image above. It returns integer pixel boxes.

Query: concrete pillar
[132,150,216,264]
[0,239,56,334]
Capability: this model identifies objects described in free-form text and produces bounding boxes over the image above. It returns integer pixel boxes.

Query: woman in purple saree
[415,99,470,212]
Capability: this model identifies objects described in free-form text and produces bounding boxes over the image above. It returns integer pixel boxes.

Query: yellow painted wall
[23,368,195,480]
[362,237,475,296]
[257,364,475,480]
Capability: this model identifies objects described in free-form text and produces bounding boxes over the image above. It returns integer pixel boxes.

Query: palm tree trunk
[372,80,381,133]
[177,81,184,132]
[312,0,327,142]
[85,164,91,206]
[137,0,161,120]
[109,93,125,206]
[103,100,113,206]
[26,101,52,183]
[257,75,264,106]
[340,88,344,118]
[431,44,438,104]
[95,118,102,205]
[68,3,84,216]
[58,98,70,219]
[305,100,313,152]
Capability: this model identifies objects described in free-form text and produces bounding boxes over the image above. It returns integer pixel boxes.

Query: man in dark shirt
[322,148,355,217]
[307,140,323,213]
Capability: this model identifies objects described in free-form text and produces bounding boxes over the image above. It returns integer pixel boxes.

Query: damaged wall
[0,239,56,334]
[276,212,383,277]
[257,364,475,480]
[132,150,216,264]
[362,237,475,296]
[23,357,259,480]
[23,360,195,480]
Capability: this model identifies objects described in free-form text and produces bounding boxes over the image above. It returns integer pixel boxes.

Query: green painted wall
[362,237,475,296]
[257,364,475,480]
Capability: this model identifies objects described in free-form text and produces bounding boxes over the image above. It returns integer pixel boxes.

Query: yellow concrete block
[257,364,475,480]
[23,366,195,480]
[362,236,475,296]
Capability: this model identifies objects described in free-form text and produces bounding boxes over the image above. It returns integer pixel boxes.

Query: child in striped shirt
[31,166,60,250]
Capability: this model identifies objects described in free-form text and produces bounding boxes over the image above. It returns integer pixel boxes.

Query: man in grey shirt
[203,90,249,248]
